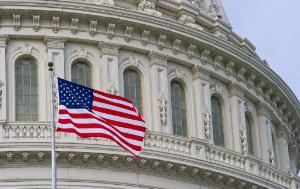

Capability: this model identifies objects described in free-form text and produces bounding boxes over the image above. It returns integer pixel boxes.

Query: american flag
[56,78,147,157]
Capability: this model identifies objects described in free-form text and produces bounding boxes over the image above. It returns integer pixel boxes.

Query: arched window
[170,81,187,137]
[246,114,254,155]
[15,56,38,121]
[123,69,142,114]
[211,96,224,147]
[71,61,92,87]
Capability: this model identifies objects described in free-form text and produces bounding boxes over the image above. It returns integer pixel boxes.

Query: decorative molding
[21,43,33,54]
[178,14,203,31]
[148,51,168,67]
[213,30,227,40]
[256,80,265,96]
[107,23,115,40]
[172,39,181,54]
[226,61,236,75]
[13,14,21,31]
[237,67,246,81]
[32,15,40,32]
[228,82,244,98]
[98,41,120,56]
[107,83,118,95]
[124,26,133,42]
[71,18,79,35]
[157,34,166,50]
[52,16,60,33]
[247,73,256,88]
[138,0,162,17]
[141,30,150,46]
[89,20,98,36]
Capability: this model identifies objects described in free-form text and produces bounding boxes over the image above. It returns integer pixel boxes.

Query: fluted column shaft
[0,35,8,123]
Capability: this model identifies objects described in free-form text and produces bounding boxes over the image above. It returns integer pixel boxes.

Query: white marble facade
[0,0,299,189]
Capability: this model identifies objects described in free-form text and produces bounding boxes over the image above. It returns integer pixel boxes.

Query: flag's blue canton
[58,78,93,112]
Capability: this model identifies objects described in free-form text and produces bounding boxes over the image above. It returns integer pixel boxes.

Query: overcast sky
[222,0,300,101]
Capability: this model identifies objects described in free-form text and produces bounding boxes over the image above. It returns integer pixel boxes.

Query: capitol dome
[0,0,299,188]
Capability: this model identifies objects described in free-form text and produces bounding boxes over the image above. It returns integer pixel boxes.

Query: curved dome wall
[0,0,299,189]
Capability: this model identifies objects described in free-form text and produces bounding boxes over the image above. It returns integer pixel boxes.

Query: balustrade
[0,122,296,188]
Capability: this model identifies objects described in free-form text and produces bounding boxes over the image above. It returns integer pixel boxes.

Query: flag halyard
[56,78,147,157]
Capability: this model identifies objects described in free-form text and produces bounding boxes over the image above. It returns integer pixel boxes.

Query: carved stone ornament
[187,44,196,59]
[71,18,79,35]
[78,48,88,58]
[240,129,248,155]
[138,0,162,17]
[178,14,204,31]
[204,112,210,138]
[158,95,168,125]
[95,0,114,6]
[213,55,223,70]
[32,15,40,32]
[226,61,235,75]
[141,30,150,46]
[107,83,118,95]
[192,64,210,81]
[89,20,97,36]
[210,83,223,95]
[107,23,115,40]
[98,41,120,56]
[52,16,60,33]
[172,39,181,54]
[200,49,210,64]
[149,52,168,67]
[124,26,133,42]
[268,149,275,166]
[213,30,227,40]
[44,36,66,49]
[21,43,33,55]
[207,3,222,19]
[157,34,166,50]
[13,14,21,31]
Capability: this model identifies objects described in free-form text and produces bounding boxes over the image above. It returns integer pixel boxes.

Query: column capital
[192,64,211,81]
[44,36,67,49]
[228,82,245,98]
[257,102,271,119]
[148,51,168,67]
[277,122,291,138]
[0,35,9,47]
[98,41,120,56]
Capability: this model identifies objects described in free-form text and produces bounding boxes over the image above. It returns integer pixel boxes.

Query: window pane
[15,57,38,121]
[171,81,187,137]
[123,69,143,114]
[71,62,92,87]
[211,96,225,147]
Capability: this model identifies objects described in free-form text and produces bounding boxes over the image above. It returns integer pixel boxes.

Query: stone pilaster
[228,82,245,153]
[257,103,273,164]
[98,41,120,94]
[0,35,8,123]
[276,123,291,172]
[44,36,66,78]
[192,65,211,140]
[148,52,169,133]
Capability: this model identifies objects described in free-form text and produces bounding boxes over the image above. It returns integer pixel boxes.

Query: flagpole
[48,62,57,189]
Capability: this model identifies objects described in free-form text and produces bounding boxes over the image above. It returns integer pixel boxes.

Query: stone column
[192,65,211,140]
[276,124,291,172]
[288,145,298,175]
[228,82,246,153]
[0,35,8,123]
[257,103,273,164]
[44,37,66,121]
[148,52,169,133]
[98,41,120,94]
